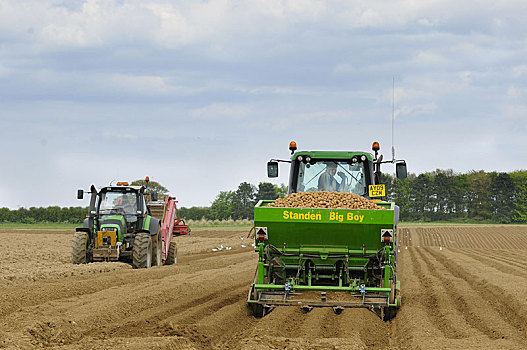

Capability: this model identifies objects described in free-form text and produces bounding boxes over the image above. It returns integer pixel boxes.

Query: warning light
[145,176,150,183]
[289,141,297,154]
[116,182,129,186]
[372,142,380,152]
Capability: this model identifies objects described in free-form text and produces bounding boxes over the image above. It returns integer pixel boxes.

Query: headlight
[102,227,117,232]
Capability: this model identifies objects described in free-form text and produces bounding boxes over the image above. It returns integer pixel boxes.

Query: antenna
[391,77,395,162]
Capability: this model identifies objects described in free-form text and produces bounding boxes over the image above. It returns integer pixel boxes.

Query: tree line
[0,206,87,224]
[0,182,287,224]
[178,182,287,220]
[1,171,527,224]
[381,169,527,223]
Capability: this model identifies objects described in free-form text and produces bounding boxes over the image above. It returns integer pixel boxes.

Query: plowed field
[1,225,527,349]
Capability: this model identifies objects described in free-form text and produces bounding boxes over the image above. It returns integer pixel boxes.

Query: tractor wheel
[133,233,152,269]
[71,232,89,264]
[166,239,178,265]
[152,225,162,266]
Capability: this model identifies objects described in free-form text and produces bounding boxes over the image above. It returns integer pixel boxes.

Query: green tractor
[72,180,168,268]
[248,141,407,320]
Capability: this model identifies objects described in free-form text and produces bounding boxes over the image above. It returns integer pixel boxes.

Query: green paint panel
[142,215,151,230]
[100,215,126,241]
[254,201,395,251]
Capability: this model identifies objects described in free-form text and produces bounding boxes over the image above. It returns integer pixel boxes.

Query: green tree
[466,171,492,220]
[392,176,411,220]
[410,173,433,221]
[430,169,455,220]
[379,173,394,201]
[232,182,256,219]
[510,170,527,223]
[130,179,169,194]
[489,172,515,223]
[452,173,469,219]
[178,206,211,220]
[210,191,235,220]
[0,207,10,222]
[274,184,288,198]
[255,182,278,202]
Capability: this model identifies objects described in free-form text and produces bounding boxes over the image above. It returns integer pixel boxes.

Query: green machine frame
[248,200,400,320]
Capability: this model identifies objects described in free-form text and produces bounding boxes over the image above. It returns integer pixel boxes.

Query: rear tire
[72,232,89,264]
[166,239,178,265]
[133,233,152,269]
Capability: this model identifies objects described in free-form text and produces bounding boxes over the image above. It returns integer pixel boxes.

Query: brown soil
[1,225,526,349]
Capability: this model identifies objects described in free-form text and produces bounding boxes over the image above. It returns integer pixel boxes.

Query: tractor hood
[100,215,126,241]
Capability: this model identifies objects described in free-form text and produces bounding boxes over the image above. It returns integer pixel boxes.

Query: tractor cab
[287,151,375,197]
[267,141,407,199]
[96,185,147,236]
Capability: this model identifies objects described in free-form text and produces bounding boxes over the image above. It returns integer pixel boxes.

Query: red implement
[148,195,191,264]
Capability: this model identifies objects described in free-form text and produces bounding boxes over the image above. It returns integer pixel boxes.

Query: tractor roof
[99,185,144,192]
[291,151,374,161]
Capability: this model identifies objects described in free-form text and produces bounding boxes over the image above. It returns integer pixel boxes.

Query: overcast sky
[1,0,526,209]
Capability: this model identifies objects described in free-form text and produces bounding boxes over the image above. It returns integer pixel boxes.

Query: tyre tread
[71,232,88,264]
[133,233,151,269]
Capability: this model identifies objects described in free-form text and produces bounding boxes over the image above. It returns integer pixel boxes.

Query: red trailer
[147,194,190,265]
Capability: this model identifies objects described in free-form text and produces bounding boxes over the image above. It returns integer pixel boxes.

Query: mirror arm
[379,159,405,164]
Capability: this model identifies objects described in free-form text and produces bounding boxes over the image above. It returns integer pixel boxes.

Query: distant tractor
[72,177,189,268]
[248,142,407,320]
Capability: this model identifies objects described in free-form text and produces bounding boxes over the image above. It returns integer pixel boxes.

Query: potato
[267,191,385,210]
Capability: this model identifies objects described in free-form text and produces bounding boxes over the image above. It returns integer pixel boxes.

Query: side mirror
[77,189,84,199]
[267,161,279,178]
[396,161,407,179]
[151,192,158,201]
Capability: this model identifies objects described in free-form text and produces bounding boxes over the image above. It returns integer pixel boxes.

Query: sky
[1,0,526,209]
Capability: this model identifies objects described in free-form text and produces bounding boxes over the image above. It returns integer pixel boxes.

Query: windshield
[99,191,138,215]
[296,160,367,195]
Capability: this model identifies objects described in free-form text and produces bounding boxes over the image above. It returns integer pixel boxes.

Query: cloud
[189,103,250,120]
[1,0,527,208]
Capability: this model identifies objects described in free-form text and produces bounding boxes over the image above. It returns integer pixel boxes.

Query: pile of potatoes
[267,191,385,210]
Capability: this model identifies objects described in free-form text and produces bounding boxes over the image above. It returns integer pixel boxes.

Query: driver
[318,162,346,192]
[115,194,136,214]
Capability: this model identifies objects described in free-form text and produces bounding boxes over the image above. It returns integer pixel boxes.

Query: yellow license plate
[368,184,385,197]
